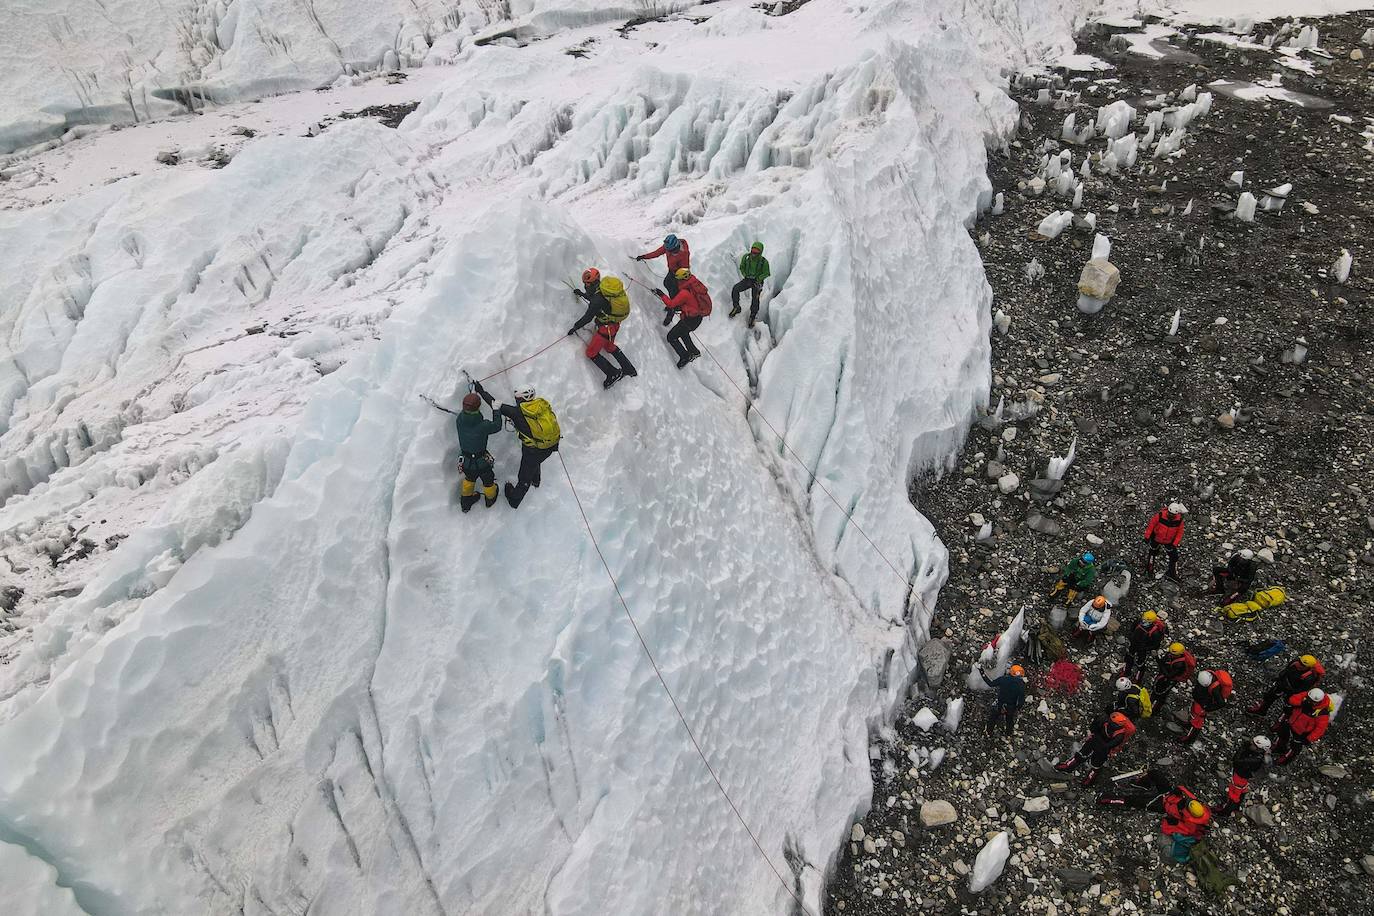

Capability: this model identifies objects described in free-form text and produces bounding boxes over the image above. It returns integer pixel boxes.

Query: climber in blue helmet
[636,233,691,297]
[1049,551,1098,605]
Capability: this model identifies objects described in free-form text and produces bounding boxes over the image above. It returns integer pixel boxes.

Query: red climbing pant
[586,323,620,359]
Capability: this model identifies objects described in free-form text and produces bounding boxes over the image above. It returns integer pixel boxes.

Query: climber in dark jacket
[454,393,503,512]
[978,664,1027,735]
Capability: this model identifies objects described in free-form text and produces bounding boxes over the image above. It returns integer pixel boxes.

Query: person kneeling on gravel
[1209,548,1259,603]
[1055,711,1136,786]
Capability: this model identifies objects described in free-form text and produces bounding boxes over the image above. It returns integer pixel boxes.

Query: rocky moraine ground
[826,10,1374,916]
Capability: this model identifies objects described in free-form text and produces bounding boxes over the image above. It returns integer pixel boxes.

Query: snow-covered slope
[0,0,488,154]
[0,1,1085,912]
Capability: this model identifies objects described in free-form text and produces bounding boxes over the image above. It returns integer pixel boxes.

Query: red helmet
[1109,712,1130,726]
[582,267,601,286]
[462,392,481,411]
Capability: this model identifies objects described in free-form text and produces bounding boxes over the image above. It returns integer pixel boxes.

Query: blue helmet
[663,234,681,251]
[1082,552,1095,563]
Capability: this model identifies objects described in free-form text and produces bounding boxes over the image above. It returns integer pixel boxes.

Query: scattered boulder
[919,800,957,827]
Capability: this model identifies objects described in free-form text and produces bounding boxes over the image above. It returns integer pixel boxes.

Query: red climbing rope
[476,333,571,383]
[556,451,814,916]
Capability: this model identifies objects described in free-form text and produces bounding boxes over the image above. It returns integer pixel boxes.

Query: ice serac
[0,0,1087,913]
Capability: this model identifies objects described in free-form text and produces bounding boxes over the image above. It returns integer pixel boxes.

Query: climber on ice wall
[473,380,561,508]
[454,392,503,513]
[658,267,712,369]
[636,234,691,297]
[570,267,638,389]
[730,241,770,328]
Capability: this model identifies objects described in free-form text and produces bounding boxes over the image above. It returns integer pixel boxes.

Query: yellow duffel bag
[1220,600,1263,622]
[1253,587,1286,608]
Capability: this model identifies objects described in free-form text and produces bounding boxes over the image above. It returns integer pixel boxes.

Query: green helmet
[749,241,764,253]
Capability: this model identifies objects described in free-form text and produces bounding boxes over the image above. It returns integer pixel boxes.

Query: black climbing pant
[667,316,703,359]
[731,279,761,319]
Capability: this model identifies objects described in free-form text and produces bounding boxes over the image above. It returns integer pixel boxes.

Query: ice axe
[419,394,459,417]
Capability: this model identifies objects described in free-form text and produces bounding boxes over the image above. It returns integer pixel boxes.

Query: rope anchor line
[556,452,814,915]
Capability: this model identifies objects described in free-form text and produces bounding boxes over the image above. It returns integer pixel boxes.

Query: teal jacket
[456,408,503,455]
[738,251,771,282]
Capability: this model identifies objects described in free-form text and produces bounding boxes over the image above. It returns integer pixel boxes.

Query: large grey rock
[920,800,958,827]
[1022,795,1051,813]
[919,638,953,687]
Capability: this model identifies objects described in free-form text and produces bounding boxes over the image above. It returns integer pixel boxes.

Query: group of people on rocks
[447,234,771,509]
[983,500,1335,867]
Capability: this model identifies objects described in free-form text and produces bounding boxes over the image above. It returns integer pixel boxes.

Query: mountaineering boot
[747,316,756,329]
[1054,755,1080,773]
[1213,800,1238,818]
[482,483,499,508]
[460,493,480,513]
[1175,726,1201,745]
[611,349,638,377]
[1080,767,1101,787]
[729,305,742,318]
[505,482,528,508]
[675,354,691,369]
[591,354,622,388]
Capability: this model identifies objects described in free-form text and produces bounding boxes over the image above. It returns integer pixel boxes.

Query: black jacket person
[455,392,503,512]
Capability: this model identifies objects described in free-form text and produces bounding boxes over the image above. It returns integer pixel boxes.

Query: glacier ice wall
[0,0,1086,912]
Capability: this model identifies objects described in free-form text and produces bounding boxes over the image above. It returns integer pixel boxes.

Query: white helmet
[1197,671,1214,687]
[1115,677,1132,691]
[1239,548,1255,559]
[513,385,536,401]
[1307,688,1326,703]
[1168,502,1187,515]
[1252,735,1272,751]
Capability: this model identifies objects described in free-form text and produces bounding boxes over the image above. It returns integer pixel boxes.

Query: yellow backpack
[598,276,631,323]
[518,398,561,449]
[1134,686,1153,719]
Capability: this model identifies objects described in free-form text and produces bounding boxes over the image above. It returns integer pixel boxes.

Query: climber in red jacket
[1177,669,1233,744]
[1273,688,1333,765]
[658,268,712,368]
[636,234,691,297]
[1143,502,1186,581]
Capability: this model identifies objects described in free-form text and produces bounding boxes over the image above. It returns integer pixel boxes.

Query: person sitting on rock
[1049,551,1097,604]
[1074,594,1112,641]
[1209,548,1259,604]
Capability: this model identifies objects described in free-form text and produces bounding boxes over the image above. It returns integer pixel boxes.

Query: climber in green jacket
[730,241,771,327]
[455,392,504,512]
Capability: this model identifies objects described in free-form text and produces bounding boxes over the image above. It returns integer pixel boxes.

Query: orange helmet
[1092,596,1107,610]
[582,267,601,286]
[1009,665,1025,677]
[1109,712,1129,726]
